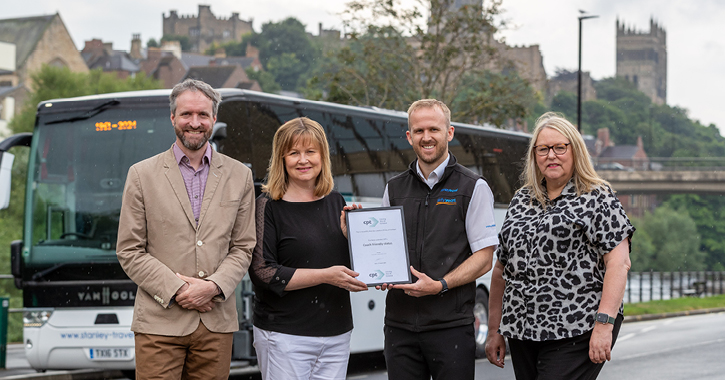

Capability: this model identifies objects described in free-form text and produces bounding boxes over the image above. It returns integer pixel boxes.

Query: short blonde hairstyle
[262,117,334,200]
[522,112,609,206]
[407,99,451,128]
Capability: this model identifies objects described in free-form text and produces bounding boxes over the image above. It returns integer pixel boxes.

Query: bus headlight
[23,310,53,327]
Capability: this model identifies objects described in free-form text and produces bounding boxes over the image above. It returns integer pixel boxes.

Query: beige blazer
[117,146,255,336]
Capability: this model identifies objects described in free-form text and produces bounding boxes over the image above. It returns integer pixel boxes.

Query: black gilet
[385,153,483,332]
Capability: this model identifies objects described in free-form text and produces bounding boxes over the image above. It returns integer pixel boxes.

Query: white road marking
[618,338,725,360]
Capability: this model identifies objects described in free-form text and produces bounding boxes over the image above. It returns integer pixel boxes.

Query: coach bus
[0,88,529,372]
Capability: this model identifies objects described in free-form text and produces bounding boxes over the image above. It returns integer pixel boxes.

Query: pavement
[0,344,259,379]
[2,307,725,379]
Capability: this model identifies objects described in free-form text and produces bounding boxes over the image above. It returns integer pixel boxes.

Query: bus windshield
[26,104,174,267]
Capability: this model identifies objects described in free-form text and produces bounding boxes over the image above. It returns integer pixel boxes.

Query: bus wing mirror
[211,122,227,142]
[0,151,14,210]
[0,132,33,210]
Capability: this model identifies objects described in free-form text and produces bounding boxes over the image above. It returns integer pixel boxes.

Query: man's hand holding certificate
[345,207,411,286]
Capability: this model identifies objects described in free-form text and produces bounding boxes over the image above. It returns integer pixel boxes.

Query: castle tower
[616,18,667,105]
[162,6,253,53]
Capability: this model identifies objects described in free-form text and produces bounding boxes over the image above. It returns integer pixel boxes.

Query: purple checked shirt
[173,143,212,225]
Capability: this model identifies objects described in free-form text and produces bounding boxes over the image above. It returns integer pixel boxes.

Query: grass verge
[625,294,725,316]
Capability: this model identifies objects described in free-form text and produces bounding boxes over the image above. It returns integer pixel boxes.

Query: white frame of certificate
[345,206,412,286]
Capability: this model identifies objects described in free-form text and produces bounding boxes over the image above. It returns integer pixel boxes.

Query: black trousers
[384,324,475,380]
[507,314,624,380]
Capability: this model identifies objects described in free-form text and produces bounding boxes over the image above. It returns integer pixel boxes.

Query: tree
[311,0,534,126]
[664,195,725,270]
[550,91,576,121]
[147,38,159,48]
[630,206,706,271]
[452,70,538,127]
[249,18,320,91]
[309,26,418,110]
[245,68,281,93]
[161,34,191,51]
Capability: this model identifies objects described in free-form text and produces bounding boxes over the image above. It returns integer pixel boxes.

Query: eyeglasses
[534,143,570,156]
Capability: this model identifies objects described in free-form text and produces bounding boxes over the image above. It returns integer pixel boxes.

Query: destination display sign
[95,120,137,132]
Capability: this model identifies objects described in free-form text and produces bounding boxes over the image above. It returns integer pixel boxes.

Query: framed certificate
[345,206,411,286]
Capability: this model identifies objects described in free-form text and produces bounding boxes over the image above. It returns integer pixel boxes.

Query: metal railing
[625,270,725,303]
[594,157,725,172]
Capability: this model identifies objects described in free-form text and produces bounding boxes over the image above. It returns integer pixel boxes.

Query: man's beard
[414,143,447,165]
[174,122,210,151]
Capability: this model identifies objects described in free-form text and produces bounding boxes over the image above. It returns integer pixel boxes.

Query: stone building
[163,5,253,54]
[0,13,88,134]
[616,18,667,105]
[81,39,140,79]
[498,44,548,96]
[547,69,596,103]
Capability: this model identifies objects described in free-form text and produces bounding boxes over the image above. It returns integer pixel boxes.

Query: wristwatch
[438,278,449,295]
[595,312,615,325]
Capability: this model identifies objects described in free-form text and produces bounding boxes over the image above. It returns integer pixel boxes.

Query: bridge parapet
[599,170,725,194]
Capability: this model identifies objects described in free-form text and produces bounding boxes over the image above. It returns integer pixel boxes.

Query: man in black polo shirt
[379,99,498,380]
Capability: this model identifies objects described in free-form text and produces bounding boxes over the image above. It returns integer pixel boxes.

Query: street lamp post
[578,12,598,132]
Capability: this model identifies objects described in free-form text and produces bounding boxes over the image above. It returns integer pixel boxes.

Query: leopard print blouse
[496,180,634,341]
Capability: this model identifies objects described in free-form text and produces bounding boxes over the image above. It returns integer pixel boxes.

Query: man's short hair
[169,79,222,117]
[407,99,451,128]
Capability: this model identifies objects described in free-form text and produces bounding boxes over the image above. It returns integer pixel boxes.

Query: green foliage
[9,65,162,134]
[147,38,159,48]
[565,77,725,158]
[310,0,534,126]
[625,294,725,316]
[310,25,418,110]
[664,195,725,270]
[212,18,320,92]
[249,18,320,91]
[245,68,281,93]
[630,206,707,271]
[452,71,539,127]
[160,34,191,51]
[204,35,252,57]
[550,91,576,120]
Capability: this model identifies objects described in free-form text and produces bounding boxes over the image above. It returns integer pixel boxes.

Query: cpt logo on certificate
[345,206,412,286]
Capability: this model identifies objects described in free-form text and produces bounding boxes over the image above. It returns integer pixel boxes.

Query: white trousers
[253,327,352,380]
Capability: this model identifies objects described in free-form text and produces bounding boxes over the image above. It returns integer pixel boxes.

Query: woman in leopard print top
[485,112,634,379]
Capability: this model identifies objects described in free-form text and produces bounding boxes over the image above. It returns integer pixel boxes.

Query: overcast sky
[4,0,724,133]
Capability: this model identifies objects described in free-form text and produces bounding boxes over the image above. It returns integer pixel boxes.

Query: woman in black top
[485,112,634,379]
[250,117,367,380]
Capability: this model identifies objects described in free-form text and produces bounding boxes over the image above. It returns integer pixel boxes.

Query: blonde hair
[407,99,451,128]
[262,117,334,200]
[522,112,609,206]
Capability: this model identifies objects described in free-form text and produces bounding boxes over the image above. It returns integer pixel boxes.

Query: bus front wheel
[473,287,489,359]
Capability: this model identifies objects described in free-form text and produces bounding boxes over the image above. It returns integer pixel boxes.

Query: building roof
[0,14,56,67]
[181,53,214,69]
[183,66,239,88]
[88,52,140,73]
[211,56,256,69]
[0,84,22,98]
[598,145,640,159]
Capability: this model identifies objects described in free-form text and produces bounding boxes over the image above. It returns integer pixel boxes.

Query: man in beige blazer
[117,79,255,379]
